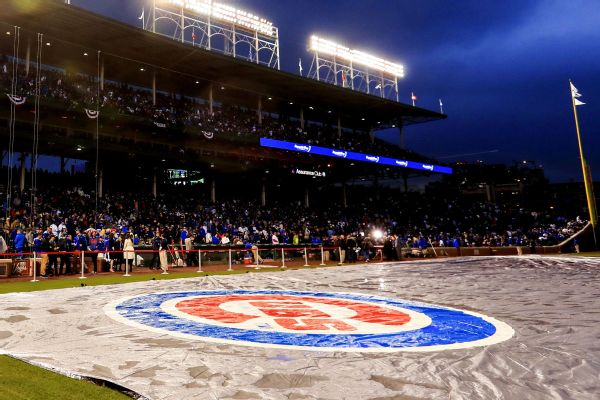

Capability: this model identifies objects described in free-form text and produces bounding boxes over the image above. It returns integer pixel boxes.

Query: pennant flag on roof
[85,109,100,119]
[6,94,26,105]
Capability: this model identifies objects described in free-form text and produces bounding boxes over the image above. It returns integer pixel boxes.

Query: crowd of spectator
[0,178,587,274]
[0,56,589,274]
[1,55,426,161]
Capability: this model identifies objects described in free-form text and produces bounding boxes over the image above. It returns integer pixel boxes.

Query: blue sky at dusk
[72,0,600,182]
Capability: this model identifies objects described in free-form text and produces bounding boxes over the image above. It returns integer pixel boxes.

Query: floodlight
[165,0,275,36]
[372,229,384,240]
[309,35,404,78]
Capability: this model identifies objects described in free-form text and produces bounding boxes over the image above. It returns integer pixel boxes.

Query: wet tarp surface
[1,256,599,399]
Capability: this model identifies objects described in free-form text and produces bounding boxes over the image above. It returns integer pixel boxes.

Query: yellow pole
[569,80,596,228]
[585,164,598,225]
[570,80,598,248]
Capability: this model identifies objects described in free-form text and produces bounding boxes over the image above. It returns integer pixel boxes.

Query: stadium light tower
[147,0,280,69]
[307,35,404,102]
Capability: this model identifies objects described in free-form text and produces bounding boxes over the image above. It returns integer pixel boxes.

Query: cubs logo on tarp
[105,290,513,352]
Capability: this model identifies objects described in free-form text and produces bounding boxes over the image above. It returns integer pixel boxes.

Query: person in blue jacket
[453,237,461,249]
[14,229,26,256]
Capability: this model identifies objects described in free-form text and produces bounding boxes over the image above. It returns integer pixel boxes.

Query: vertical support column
[232,25,236,58]
[275,29,280,70]
[152,172,157,198]
[380,72,385,98]
[207,14,212,50]
[257,97,263,126]
[98,169,103,198]
[304,188,310,208]
[315,51,320,81]
[337,114,342,137]
[152,0,156,33]
[152,71,157,106]
[395,77,399,103]
[333,57,338,86]
[180,7,185,43]
[208,84,214,115]
[366,69,370,94]
[254,31,259,64]
[25,38,31,76]
[350,61,355,90]
[19,153,26,192]
[100,57,105,91]
[261,178,266,207]
[300,107,305,130]
[211,179,216,203]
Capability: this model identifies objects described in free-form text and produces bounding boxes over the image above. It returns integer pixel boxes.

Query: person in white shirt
[205,232,212,244]
[50,223,59,236]
[184,235,194,267]
[221,234,230,245]
[0,234,7,254]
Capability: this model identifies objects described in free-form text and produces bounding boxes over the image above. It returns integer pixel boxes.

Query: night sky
[73,0,600,182]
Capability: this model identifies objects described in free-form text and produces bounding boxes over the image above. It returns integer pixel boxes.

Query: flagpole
[570,79,598,248]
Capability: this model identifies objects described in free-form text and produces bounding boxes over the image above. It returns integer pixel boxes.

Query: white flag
[570,82,585,106]
[139,9,144,20]
[439,99,443,107]
[298,58,303,75]
[375,83,382,90]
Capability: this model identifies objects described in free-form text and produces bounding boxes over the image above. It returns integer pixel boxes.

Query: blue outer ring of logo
[114,290,503,350]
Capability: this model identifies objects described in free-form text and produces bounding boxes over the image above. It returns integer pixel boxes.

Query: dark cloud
[72,0,599,181]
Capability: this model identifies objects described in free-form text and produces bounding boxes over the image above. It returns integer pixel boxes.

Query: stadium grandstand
[0,0,593,278]
[1,3,600,400]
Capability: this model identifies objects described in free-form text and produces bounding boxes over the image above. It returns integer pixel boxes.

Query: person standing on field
[159,233,169,274]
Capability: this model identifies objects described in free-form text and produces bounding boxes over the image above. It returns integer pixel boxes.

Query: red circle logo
[170,294,422,334]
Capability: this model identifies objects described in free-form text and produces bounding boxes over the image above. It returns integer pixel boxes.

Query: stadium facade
[1,0,449,206]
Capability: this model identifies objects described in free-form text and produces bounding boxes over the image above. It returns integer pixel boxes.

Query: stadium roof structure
[1,0,446,128]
